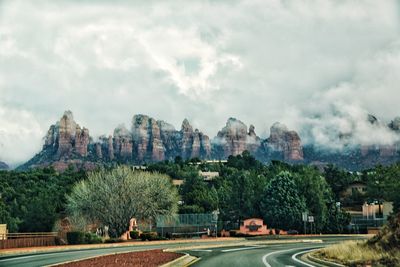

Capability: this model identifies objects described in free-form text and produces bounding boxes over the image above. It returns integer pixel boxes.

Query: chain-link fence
[156,213,217,238]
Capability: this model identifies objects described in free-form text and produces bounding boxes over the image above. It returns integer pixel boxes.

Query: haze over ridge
[1,0,400,165]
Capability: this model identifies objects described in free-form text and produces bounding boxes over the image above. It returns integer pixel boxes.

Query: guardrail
[0,232,58,249]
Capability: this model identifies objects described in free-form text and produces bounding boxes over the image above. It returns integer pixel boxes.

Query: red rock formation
[44,111,90,159]
[247,124,261,153]
[107,135,114,160]
[179,119,211,159]
[215,118,262,158]
[132,115,165,161]
[268,122,303,161]
[56,111,76,157]
[95,143,102,159]
[75,126,89,157]
[181,119,194,159]
[216,118,248,157]
[113,125,133,160]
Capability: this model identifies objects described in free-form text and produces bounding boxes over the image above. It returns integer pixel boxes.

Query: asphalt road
[185,236,364,267]
[0,236,363,267]
[0,240,245,267]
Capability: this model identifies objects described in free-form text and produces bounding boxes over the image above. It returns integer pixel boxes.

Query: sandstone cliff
[213,118,302,161]
[18,111,400,171]
[266,122,304,161]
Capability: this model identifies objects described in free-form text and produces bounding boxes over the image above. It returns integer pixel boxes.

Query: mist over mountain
[1,1,400,166]
[0,161,9,170]
[18,111,400,171]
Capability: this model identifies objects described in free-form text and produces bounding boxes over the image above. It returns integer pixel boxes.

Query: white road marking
[262,247,320,267]
[221,246,261,252]
[190,249,212,252]
[291,248,320,267]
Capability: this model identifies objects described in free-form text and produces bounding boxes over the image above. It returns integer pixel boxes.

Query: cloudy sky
[1,0,400,165]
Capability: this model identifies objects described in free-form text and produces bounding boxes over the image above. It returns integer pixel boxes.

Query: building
[341,181,367,198]
[199,171,219,181]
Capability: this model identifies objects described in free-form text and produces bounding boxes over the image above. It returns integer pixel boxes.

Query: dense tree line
[148,152,400,233]
[0,167,85,232]
[1,152,399,234]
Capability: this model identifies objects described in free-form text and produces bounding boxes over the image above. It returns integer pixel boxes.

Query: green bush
[66,231,102,244]
[66,231,86,244]
[85,232,103,244]
[130,230,140,239]
[140,231,158,241]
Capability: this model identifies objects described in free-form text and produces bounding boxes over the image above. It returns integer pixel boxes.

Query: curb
[306,252,345,267]
[0,237,245,257]
[160,253,199,267]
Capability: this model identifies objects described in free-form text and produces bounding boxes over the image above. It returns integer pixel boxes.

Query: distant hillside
[0,161,9,170]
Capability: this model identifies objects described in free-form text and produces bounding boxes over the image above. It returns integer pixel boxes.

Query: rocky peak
[181,118,193,132]
[367,114,378,125]
[389,117,400,131]
[268,122,303,161]
[248,124,257,137]
[158,120,176,132]
[247,124,261,153]
[113,124,133,160]
[215,118,249,157]
[132,114,164,161]
[44,110,90,158]
[180,119,211,159]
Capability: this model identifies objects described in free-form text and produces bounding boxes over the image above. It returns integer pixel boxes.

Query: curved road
[0,236,362,267]
[186,243,323,267]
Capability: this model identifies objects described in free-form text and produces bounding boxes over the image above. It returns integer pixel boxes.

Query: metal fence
[0,232,58,249]
[156,213,217,237]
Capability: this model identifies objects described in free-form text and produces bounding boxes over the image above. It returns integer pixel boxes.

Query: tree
[180,174,218,213]
[293,166,331,232]
[66,167,178,238]
[323,165,354,200]
[260,171,306,231]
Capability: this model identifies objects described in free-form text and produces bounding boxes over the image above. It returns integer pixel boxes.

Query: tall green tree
[260,171,306,231]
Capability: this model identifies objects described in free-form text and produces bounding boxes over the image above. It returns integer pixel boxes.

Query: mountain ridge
[17,111,400,171]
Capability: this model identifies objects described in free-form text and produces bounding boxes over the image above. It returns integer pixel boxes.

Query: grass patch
[313,240,400,267]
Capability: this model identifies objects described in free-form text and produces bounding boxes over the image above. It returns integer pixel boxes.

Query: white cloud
[0,107,43,166]
[0,0,400,164]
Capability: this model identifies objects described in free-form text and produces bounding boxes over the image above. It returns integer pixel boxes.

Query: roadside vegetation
[1,151,400,239]
[314,213,400,266]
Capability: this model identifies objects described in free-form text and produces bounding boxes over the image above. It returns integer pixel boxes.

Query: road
[184,236,363,267]
[0,236,362,267]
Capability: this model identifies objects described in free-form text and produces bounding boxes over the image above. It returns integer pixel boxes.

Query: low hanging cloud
[0,0,400,165]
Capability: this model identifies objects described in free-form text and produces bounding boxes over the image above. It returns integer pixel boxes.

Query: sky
[1,0,400,165]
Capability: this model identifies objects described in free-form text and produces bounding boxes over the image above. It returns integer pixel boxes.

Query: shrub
[140,231,158,241]
[85,232,103,244]
[229,230,237,237]
[67,231,86,244]
[130,230,140,239]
